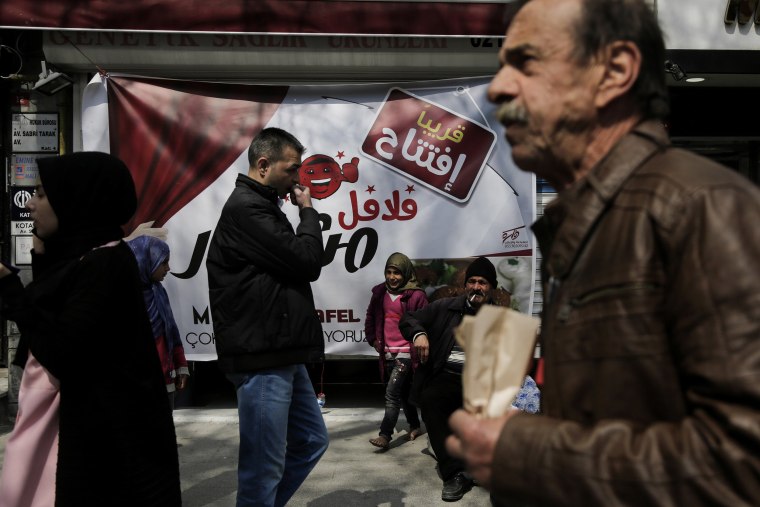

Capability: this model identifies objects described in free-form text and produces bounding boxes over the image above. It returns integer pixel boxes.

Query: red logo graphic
[301,154,359,199]
[361,88,496,203]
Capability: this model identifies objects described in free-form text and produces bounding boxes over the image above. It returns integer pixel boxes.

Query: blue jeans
[379,357,420,439]
[227,364,329,507]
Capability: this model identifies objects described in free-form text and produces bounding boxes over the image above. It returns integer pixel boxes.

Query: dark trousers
[418,370,464,481]
[379,357,421,438]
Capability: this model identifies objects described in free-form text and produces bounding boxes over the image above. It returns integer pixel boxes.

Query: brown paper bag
[454,305,539,419]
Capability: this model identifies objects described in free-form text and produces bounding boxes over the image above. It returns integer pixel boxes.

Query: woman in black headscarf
[0,152,181,507]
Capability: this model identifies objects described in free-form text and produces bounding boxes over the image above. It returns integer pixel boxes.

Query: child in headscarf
[364,252,428,449]
[0,152,181,507]
[127,236,189,408]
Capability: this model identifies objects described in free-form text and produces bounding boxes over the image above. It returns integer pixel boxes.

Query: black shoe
[442,472,473,502]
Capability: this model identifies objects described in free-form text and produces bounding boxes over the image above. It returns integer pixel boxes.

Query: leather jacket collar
[533,120,670,280]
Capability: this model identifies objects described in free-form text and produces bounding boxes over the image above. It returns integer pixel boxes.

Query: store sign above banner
[362,88,496,203]
[42,31,504,80]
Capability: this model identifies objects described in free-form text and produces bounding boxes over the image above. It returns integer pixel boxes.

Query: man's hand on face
[446,409,517,491]
[290,184,313,209]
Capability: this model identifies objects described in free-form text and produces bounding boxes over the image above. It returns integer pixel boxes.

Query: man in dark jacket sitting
[399,256,500,502]
[207,127,328,507]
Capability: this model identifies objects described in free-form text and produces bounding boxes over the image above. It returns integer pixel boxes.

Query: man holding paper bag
[446,0,760,505]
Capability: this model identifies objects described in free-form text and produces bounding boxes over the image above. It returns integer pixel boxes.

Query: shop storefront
[1,0,758,406]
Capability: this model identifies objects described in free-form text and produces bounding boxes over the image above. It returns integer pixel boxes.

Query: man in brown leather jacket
[446,0,760,505]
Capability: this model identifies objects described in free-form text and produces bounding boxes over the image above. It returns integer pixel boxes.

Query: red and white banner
[82,75,535,360]
[1,1,509,35]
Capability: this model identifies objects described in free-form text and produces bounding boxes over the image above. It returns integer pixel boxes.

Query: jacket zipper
[557,282,659,322]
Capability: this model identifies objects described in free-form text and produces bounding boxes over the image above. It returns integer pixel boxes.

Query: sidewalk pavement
[0,385,493,506]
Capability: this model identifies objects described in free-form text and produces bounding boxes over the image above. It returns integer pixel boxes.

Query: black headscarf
[37,152,137,262]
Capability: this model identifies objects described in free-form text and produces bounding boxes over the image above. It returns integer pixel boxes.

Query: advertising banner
[82,75,535,360]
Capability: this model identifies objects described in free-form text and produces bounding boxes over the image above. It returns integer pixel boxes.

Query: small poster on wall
[11,113,59,153]
[14,236,33,265]
[11,153,43,185]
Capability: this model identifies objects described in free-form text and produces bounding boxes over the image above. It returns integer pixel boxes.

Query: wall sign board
[11,113,59,153]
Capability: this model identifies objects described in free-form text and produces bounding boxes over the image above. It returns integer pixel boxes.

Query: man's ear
[256,157,270,177]
[595,40,641,109]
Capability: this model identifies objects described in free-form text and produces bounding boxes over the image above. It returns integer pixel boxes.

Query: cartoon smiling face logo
[300,154,359,199]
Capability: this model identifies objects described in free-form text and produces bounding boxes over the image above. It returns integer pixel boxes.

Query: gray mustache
[496,102,529,124]
[468,290,485,303]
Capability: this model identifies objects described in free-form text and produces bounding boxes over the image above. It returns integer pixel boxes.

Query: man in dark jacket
[446,0,760,506]
[206,127,328,507]
[399,256,499,502]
